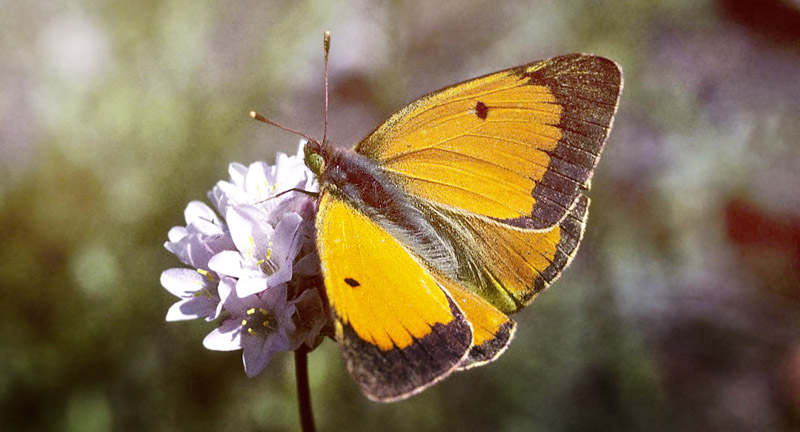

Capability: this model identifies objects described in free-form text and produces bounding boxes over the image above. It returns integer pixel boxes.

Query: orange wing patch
[357,55,621,228]
[316,190,472,401]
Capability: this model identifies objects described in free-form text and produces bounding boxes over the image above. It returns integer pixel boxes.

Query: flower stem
[294,347,316,432]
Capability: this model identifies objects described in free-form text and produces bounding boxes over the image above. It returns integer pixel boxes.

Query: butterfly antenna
[322,30,331,146]
[249,111,318,145]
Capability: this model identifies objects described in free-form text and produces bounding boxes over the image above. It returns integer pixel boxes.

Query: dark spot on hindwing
[344,277,360,287]
[474,101,489,120]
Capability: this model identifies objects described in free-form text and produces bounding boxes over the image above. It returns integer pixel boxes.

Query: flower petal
[241,332,286,377]
[236,275,268,297]
[189,218,224,237]
[289,288,328,349]
[203,319,242,351]
[262,285,296,334]
[212,277,234,320]
[166,299,194,321]
[293,251,321,276]
[166,297,217,322]
[271,213,303,255]
[184,201,221,228]
[166,226,188,243]
[208,250,244,278]
[261,283,289,307]
[244,161,272,200]
[183,237,217,269]
[219,276,251,316]
[212,180,248,215]
[228,162,247,187]
[265,263,293,289]
[226,205,275,258]
[160,268,207,297]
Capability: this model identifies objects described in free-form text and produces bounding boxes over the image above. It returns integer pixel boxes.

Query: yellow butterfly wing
[315,190,473,401]
[356,54,621,229]
[314,54,621,398]
[354,54,620,312]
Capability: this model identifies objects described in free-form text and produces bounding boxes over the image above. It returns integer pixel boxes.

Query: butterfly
[281,38,622,402]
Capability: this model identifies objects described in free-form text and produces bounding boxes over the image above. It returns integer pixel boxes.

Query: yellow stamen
[196,268,214,282]
[248,236,256,258]
[256,180,271,200]
[246,308,256,315]
[193,289,212,299]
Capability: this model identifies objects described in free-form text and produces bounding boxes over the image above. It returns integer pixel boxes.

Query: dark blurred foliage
[2,1,800,431]
[721,0,800,48]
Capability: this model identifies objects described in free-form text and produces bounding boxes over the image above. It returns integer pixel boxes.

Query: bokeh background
[2,0,800,431]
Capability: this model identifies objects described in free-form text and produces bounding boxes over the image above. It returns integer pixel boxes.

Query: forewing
[356,54,621,229]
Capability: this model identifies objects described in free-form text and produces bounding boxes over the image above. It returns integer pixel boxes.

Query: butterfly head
[303,138,330,177]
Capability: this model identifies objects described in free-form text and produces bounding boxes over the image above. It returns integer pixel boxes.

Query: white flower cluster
[161,142,328,377]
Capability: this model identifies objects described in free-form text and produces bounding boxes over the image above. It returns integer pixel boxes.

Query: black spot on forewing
[344,277,360,287]
[474,101,489,120]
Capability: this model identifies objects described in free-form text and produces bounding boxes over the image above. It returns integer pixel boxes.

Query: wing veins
[388,146,585,221]
[554,90,620,107]
[405,78,524,123]
[399,159,535,202]
[456,133,595,182]
[390,143,586,196]
[462,132,599,171]
[389,77,555,135]
[393,171,529,217]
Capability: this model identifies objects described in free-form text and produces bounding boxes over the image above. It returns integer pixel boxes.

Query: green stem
[294,347,316,432]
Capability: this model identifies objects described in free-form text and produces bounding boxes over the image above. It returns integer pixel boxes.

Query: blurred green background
[2,0,800,431]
